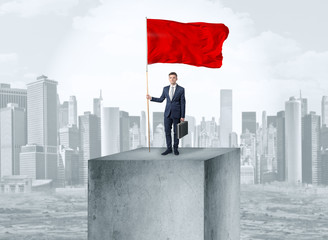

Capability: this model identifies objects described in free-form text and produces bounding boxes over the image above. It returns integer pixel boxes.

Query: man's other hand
[180,118,185,122]
[146,94,152,100]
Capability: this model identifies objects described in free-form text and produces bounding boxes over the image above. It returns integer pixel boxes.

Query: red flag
[147,19,229,68]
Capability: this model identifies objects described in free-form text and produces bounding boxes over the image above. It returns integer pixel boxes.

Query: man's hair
[168,72,177,77]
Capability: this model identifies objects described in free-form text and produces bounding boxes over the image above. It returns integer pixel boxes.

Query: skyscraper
[0,103,26,177]
[267,116,277,128]
[59,101,69,128]
[321,150,328,185]
[93,90,102,118]
[59,124,79,151]
[20,75,58,182]
[129,116,141,149]
[302,112,321,184]
[262,111,267,155]
[276,111,286,181]
[220,89,232,147]
[182,115,196,148]
[101,107,120,156]
[229,132,238,147]
[299,93,308,117]
[267,124,277,173]
[79,111,101,185]
[120,111,130,152]
[140,111,147,147]
[59,146,79,186]
[153,112,165,147]
[242,112,256,135]
[68,96,77,126]
[285,97,302,184]
[0,84,27,173]
[322,96,328,127]
[93,91,103,155]
[0,83,27,109]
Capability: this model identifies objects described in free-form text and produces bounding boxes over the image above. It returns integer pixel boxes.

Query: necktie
[170,86,174,100]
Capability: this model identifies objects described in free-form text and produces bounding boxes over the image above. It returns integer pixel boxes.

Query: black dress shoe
[174,149,179,155]
[161,149,172,155]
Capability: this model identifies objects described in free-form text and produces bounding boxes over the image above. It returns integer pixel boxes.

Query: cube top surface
[91,147,239,161]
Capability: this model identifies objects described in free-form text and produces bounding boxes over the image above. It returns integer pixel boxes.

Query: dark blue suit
[151,84,186,150]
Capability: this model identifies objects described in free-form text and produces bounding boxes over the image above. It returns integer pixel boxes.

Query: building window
[10,185,16,193]
[0,185,4,193]
[18,185,24,193]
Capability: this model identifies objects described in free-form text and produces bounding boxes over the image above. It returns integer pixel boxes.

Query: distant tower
[0,103,26,177]
[182,115,196,147]
[68,96,77,126]
[140,111,147,147]
[285,97,302,184]
[0,84,27,177]
[120,111,130,152]
[20,75,58,182]
[262,111,267,154]
[101,107,120,156]
[59,124,79,151]
[276,111,286,181]
[220,89,232,147]
[79,111,101,185]
[0,83,27,109]
[229,132,238,148]
[93,90,102,154]
[299,90,308,117]
[242,112,256,134]
[321,96,328,127]
[93,90,103,118]
[302,112,321,184]
[59,101,69,128]
[153,112,165,147]
[129,116,141,149]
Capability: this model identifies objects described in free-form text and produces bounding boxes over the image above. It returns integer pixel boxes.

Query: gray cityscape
[1,0,328,239]
[1,79,328,189]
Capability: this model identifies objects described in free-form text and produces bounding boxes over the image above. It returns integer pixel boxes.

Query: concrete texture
[88,147,240,240]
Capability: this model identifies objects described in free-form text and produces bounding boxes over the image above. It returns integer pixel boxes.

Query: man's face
[169,74,177,85]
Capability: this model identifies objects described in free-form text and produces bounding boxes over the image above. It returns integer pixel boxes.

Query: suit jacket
[151,84,186,119]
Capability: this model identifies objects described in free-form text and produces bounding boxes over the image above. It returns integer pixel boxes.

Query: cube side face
[204,149,240,240]
[88,159,204,240]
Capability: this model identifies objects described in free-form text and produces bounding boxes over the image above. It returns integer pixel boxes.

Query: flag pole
[146,17,151,152]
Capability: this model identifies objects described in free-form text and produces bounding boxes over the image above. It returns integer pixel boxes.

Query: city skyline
[1,0,328,136]
[2,76,328,187]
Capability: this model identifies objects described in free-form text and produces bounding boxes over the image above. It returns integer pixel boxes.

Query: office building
[0,103,26,177]
[101,107,120,155]
[20,75,58,183]
[79,111,101,185]
[129,116,141,149]
[68,96,77,126]
[220,89,232,147]
[242,112,256,134]
[153,112,165,147]
[59,124,79,151]
[276,111,286,181]
[120,111,130,152]
[303,112,321,184]
[285,97,302,184]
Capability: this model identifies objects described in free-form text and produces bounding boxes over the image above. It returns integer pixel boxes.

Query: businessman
[146,72,186,155]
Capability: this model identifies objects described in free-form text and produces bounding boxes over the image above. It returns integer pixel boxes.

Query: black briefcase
[177,121,188,139]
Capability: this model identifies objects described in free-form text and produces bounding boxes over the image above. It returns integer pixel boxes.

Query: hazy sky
[0,0,327,135]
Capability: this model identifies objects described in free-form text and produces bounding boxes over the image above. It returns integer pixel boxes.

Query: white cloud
[0,53,17,62]
[46,0,327,135]
[0,0,79,17]
[0,53,19,79]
